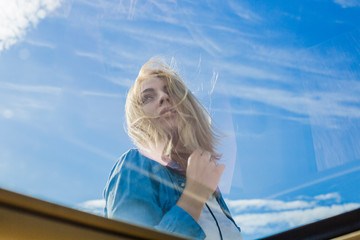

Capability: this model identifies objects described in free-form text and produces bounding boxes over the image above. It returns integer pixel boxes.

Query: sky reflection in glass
[1,1,360,239]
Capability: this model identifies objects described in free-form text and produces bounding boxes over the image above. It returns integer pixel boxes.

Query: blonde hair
[125,57,220,169]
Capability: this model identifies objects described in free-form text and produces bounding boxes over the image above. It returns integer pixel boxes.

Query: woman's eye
[142,95,153,103]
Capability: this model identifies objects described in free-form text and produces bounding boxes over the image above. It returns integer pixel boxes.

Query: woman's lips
[160,108,170,115]
[159,108,177,118]
[160,108,176,115]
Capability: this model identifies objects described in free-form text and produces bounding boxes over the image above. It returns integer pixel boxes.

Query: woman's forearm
[176,190,205,222]
[177,148,225,221]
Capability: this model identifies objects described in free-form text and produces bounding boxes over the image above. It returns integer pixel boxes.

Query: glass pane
[1,1,359,239]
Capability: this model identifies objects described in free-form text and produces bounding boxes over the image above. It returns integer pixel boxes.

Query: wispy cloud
[185,25,223,56]
[0,82,62,94]
[227,0,262,22]
[266,165,360,199]
[99,75,134,88]
[241,44,341,77]
[77,0,180,24]
[0,82,62,120]
[231,109,309,125]
[228,193,360,236]
[1,109,14,119]
[62,135,117,162]
[77,0,234,58]
[209,24,254,36]
[76,199,105,216]
[333,0,360,8]
[0,0,62,51]
[127,0,137,20]
[25,39,56,49]
[0,96,56,121]
[75,50,104,62]
[217,61,287,82]
[81,90,124,98]
[101,21,195,47]
[216,81,360,126]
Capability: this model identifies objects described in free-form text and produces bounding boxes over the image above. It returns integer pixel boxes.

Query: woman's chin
[159,117,178,131]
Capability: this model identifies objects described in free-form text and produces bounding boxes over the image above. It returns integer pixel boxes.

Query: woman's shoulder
[104,148,175,197]
[118,148,141,164]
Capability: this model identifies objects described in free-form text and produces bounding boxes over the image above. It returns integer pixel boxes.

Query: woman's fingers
[185,148,226,202]
[188,148,221,172]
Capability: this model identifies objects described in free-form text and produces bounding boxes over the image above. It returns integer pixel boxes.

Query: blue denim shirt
[103,149,240,239]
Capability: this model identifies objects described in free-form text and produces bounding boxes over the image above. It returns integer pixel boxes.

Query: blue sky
[1,0,360,239]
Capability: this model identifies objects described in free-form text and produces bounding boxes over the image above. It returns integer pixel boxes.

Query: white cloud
[227,199,315,212]
[314,192,341,202]
[227,194,360,236]
[81,199,105,208]
[0,0,62,51]
[78,194,360,237]
[235,203,360,235]
[76,199,105,216]
[333,0,360,8]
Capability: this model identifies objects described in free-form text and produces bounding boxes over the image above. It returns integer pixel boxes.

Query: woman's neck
[139,134,186,167]
[139,141,169,166]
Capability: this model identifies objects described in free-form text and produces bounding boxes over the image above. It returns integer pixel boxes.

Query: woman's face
[140,77,178,130]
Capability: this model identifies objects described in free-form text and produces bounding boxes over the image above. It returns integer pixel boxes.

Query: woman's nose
[159,92,170,105]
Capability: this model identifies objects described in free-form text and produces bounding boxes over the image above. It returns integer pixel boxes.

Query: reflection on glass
[103,58,242,239]
[0,1,360,239]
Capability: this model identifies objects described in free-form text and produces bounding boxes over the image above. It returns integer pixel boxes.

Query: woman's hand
[176,149,225,221]
[185,149,225,203]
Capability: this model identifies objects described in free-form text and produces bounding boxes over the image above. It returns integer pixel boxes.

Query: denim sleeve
[156,205,206,239]
[104,154,206,240]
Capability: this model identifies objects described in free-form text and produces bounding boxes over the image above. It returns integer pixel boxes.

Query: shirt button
[180,183,185,187]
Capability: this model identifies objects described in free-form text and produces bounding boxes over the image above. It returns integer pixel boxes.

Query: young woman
[104,58,242,239]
